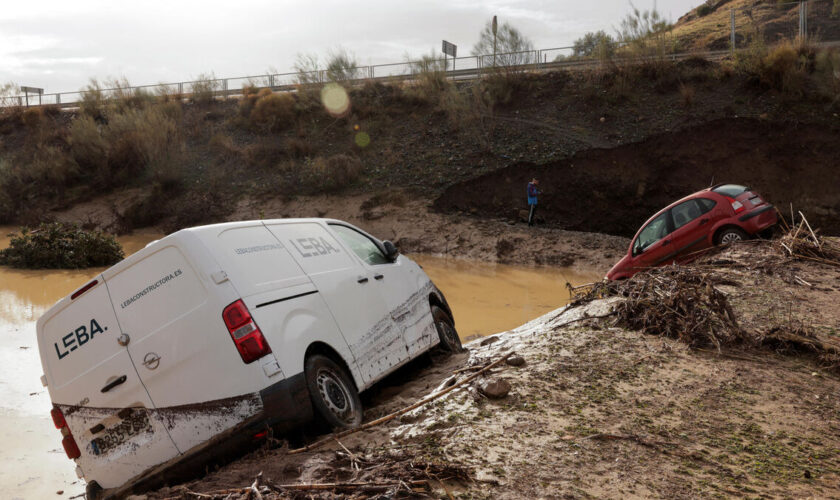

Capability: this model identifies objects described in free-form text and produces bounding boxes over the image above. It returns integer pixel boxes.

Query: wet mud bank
[434,118,840,237]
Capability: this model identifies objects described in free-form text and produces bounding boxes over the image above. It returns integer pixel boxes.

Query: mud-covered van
[36,219,461,499]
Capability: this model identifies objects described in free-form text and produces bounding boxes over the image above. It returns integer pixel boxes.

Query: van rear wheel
[432,305,463,353]
[304,355,362,429]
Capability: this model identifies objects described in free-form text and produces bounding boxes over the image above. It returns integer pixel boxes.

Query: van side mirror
[383,240,399,262]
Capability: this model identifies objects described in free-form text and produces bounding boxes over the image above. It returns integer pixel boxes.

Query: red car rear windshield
[712,184,748,197]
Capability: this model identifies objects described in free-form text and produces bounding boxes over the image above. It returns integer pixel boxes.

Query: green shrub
[0,222,124,269]
[249,92,296,132]
[69,115,109,186]
[105,106,184,185]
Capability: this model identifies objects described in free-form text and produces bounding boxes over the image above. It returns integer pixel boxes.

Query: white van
[36,219,461,499]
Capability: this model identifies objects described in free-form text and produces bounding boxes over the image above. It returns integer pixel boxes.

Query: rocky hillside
[674,0,840,50]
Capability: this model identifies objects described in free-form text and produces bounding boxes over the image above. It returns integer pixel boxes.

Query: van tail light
[51,407,67,429]
[222,300,272,364]
[726,196,746,214]
[51,406,81,459]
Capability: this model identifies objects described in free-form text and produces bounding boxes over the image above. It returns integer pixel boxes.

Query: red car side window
[671,200,703,230]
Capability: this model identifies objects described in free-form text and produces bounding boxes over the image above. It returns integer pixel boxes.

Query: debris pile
[582,266,748,349]
[165,451,471,499]
[777,212,840,267]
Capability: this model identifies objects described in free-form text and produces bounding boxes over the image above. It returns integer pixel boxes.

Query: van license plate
[89,410,152,455]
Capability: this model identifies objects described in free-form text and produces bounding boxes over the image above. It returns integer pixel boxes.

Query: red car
[606,184,777,280]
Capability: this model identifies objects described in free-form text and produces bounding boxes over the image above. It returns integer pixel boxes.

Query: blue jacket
[527,182,539,205]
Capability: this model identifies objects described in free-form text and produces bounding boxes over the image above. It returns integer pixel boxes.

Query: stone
[480,335,499,346]
[505,355,526,367]
[478,378,511,399]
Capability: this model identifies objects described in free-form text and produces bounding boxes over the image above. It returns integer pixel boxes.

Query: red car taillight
[222,300,272,364]
[726,196,746,214]
[51,406,81,459]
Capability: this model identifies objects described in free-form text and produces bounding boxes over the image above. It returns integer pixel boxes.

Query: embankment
[434,118,840,237]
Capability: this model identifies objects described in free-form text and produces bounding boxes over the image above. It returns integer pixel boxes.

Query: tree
[471,18,535,68]
[572,31,617,58]
[294,48,360,86]
[615,2,674,56]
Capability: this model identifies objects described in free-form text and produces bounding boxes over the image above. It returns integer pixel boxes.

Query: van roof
[37,218,350,328]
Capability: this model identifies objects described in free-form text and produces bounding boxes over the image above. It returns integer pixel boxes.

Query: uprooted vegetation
[0,222,124,269]
[1,39,839,232]
[147,232,840,499]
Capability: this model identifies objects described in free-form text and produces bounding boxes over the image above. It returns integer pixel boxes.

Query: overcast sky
[0,0,701,94]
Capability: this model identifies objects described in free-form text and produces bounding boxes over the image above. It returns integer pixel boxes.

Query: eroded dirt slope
[435,118,840,238]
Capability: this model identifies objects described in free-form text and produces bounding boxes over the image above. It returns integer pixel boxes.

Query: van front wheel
[304,355,363,429]
[432,305,463,353]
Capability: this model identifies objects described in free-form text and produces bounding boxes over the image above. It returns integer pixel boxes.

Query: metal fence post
[730,8,736,53]
[178,82,183,95]
[56,94,61,106]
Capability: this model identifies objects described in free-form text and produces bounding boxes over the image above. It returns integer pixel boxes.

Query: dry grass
[249,91,296,132]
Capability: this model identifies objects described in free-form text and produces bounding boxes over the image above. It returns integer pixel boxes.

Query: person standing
[527,178,540,227]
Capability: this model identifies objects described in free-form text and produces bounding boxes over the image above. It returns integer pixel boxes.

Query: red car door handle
[699,218,709,225]
[661,239,671,246]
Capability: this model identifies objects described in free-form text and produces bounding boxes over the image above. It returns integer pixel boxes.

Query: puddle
[0,226,601,498]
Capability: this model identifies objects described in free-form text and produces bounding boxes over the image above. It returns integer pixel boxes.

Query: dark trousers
[528,204,537,226]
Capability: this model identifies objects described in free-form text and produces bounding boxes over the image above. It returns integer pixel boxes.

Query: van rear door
[37,278,180,490]
[103,239,267,455]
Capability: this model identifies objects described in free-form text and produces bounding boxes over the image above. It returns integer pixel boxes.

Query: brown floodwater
[0,227,601,498]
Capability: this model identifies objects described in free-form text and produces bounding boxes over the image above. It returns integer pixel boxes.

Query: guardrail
[3,40,838,109]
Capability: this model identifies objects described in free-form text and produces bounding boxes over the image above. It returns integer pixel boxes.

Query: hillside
[674,0,840,50]
[1,52,839,246]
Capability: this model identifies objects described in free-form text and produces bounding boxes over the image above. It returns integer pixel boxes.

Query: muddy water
[0,227,600,498]
[0,228,160,499]
[412,255,602,338]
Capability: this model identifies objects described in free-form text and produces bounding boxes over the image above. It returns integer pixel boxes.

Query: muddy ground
[135,240,840,500]
[51,190,630,271]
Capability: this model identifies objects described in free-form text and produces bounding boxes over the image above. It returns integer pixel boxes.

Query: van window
[633,212,670,255]
[106,246,207,343]
[267,222,356,275]
[329,224,389,265]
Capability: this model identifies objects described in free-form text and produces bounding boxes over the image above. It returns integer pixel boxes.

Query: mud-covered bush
[0,223,124,269]
[250,92,296,132]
